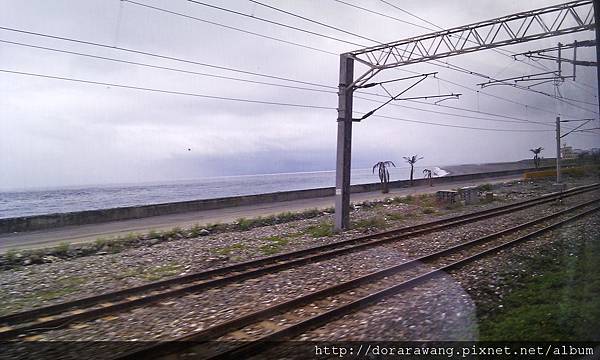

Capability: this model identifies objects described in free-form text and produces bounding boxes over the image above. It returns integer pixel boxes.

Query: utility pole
[556,116,561,184]
[594,0,600,115]
[334,55,354,232]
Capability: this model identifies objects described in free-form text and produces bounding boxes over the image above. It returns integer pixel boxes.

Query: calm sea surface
[0,166,448,219]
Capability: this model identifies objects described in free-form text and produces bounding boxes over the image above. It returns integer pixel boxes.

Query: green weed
[304,221,334,238]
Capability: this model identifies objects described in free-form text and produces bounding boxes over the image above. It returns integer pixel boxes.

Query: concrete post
[334,55,354,232]
[594,0,600,116]
[556,116,561,184]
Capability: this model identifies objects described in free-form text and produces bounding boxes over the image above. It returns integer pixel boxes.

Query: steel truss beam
[348,0,594,80]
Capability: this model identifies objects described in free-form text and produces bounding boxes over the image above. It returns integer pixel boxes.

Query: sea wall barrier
[0,166,555,234]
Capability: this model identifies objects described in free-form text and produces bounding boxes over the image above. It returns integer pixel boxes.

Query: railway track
[0,183,598,341]
[115,195,600,360]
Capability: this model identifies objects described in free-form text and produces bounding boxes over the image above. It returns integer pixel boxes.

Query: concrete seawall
[0,166,553,234]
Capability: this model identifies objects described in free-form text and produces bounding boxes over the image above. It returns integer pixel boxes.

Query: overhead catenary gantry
[334,0,597,231]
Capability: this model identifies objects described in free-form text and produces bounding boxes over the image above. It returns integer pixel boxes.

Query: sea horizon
[0,165,449,219]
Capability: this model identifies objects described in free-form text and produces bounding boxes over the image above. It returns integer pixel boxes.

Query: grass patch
[54,242,70,255]
[142,263,183,281]
[398,195,415,204]
[148,229,161,239]
[235,217,254,231]
[5,249,19,262]
[352,216,387,231]
[25,276,86,303]
[478,233,600,341]
[417,193,437,208]
[162,227,182,238]
[124,232,139,242]
[385,212,405,221]
[422,207,436,214]
[113,263,182,281]
[188,224,204,237]
[213,243,246,256]
[304,221,334,238]
[259,235,291,255]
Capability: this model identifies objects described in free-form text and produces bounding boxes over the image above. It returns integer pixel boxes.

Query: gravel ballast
[0,178,598,355]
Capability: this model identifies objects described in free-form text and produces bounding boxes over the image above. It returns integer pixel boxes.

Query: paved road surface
[0,175,523,252]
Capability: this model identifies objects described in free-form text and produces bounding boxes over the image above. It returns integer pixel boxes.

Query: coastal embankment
[0,164,555,234]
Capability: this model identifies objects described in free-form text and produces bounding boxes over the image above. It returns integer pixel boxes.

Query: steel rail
[0,183,597,340]
[199,201,600,360]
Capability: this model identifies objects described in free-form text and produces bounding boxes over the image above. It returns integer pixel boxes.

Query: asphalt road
[0,175,522,252]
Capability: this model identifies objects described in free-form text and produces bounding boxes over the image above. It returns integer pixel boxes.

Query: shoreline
[0,164,557,235]
[0,160,541,220]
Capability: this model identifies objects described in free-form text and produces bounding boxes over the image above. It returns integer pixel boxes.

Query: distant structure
[561,143,577,160]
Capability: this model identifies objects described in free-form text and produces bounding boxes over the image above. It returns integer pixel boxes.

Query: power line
[0,39,337,94]
[193,0,596,118]
[374,0,572,74]
[429,64,599,116]
[332,0,433,32]
[365,113,554,132]
[333,0,596,111]
[248,0,380,44]
[1,25,564,128]
[372,0,599,110]
[4,18,594,132]
[1,67,564,133]
[177,0,364,47]
[0,26,335,89]
[124,0,339,55]
[129,2,595,118]
[5,38,566,131]
[404,98,554,124]
[0,68,336,110]
[437,58,599,109]
[354,94,555,126]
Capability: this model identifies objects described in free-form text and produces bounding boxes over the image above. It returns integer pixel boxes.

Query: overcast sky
[0,0,599,190]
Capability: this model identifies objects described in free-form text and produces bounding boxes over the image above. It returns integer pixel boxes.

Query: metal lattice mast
[334,0,596,231]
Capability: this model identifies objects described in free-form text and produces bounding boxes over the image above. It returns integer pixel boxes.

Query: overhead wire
[0,25,565,128]
[2,2,596,133]
[250,0,598,128]
[247,0,380,44]
[132,1,597,118]
[124,0,340,54]
[0,26,334,89]
[374,0,600,103]
[0,25,554,127]
[331,0,597,111]
[0,68,336,110]
[0,39,337,94]
[0,67,560,133]
[190,0,597,118]
[177,0,365,47]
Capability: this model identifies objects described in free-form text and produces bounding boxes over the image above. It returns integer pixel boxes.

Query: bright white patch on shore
[433,167,449,177]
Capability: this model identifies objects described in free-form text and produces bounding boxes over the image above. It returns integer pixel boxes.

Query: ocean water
[0,166,448,219]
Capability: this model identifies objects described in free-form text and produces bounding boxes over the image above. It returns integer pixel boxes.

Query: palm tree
[372,161,395,193]
[530,147,543,168]
[423,168,433,186]
[403,155,424,186]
